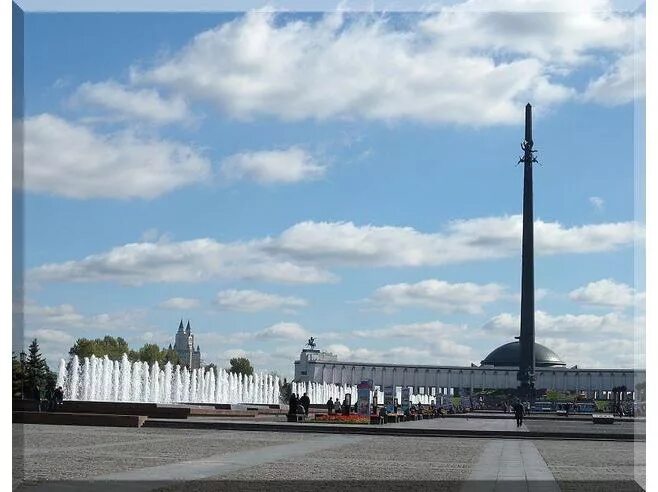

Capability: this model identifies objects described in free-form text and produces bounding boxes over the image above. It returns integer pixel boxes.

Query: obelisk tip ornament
[518,103,538,400]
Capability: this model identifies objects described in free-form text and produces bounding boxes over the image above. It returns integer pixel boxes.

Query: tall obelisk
[517,103,537,399]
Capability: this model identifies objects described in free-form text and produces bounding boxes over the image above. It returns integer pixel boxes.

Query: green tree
[228,357,253,376]
[161,346,182,366]
[99,335,130,359]
[137,343,162,365]
[69,336,130,360]
[545,389,560,401]
[12,351,26,399]
[204,362,218,375]
[69,338,97,359]
[128,349,140,362]
[24,339,51,399]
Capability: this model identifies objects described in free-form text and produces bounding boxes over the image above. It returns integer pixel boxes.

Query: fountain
[290,381,435,406]
[58,354,281,405]
[58,354,436,406]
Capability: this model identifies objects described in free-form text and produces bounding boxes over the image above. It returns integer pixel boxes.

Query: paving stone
[13,418,647,491]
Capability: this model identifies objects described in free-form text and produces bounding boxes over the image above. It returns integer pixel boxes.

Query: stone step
[13,411,147,427]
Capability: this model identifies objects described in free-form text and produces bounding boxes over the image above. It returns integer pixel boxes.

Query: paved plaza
[13,419,645,491]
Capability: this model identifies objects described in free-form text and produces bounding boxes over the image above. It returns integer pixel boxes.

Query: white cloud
[535,288,550,301]
[21,301,155,366]
[536,337,639,369]
[584,50,645,106]
[480,306,643,368]
[23,328,76,369]
[131,6,641,124]
[351,321,476,364]
[589,196,605,211]
[72,81,191,125]
[23,303,85,326]
[326,340,475,366]
[23,301,151,333]
[254,322,310,341]
[364,279,505,314]
[20,114,211,199]
[29,238,336,285]
[159,297,201,310]
[569,278,644,309]
[220,147,325,184]
[216,289,307,312]
[25,328,75,345]
[211,347,299,375]
[483,310,635,336]
[28,215,637,286]
[140,228,173,243]
[420,0,637,65]
[353,320,467,343]
[265,216,638,267]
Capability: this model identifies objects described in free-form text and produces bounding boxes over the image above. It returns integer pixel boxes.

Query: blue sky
[17,3,645,376]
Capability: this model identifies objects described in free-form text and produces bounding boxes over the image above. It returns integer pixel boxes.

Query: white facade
[294,350,644,398]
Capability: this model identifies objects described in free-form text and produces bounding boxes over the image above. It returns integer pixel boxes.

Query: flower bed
[312,414,371,424]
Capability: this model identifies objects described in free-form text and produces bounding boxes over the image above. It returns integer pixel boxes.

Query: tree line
[13,339,56,400]
[69,336,183,366]
[68,336,256,376]
[13,335,261,400]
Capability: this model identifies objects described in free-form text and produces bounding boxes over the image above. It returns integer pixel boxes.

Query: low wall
[189,407,257,417]
[13,399,41,411]
[60,401,191,419]
[13,411,147,427]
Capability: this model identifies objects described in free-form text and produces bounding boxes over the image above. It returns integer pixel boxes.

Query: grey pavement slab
[461,440,559,492]
[533,439,645,490]
[218,434,483,481]
[392,416,527,432]
[524,418,644,436]
[15,424,312,482]
[14,421,647,492]
[93,433,359,482]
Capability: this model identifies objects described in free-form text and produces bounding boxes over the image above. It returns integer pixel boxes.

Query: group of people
[29,384,64,412]
[325,396,352,415]
[288,392,311,415]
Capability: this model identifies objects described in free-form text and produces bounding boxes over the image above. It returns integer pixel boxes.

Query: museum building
[293,341,643,399]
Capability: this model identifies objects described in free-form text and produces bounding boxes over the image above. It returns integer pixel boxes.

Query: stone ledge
[60,401,190,419]
[13,411,147,427]
[143,419,643,441]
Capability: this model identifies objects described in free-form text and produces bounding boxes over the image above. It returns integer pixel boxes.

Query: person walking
[334,397,342,414]
[288,393,298,415]
[32,383,42,412]
[53,386,64,411]
[300,392,311,415]
[327,397,334,415]
[513,400,524,428]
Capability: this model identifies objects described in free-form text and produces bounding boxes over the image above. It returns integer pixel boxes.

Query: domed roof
[481,341,566,367]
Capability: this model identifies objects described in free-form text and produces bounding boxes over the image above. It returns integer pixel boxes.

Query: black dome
[481,341,565,367]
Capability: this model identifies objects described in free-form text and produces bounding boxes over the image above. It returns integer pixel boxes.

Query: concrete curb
[13,411,147,427]
[142,418,643,442]
[442,413,643,422]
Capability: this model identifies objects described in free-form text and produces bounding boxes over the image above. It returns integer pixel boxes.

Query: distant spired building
[172,320,201,369]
